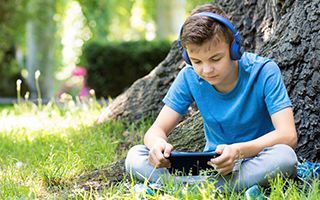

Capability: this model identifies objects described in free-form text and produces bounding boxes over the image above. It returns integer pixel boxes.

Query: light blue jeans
[125,144,298,191]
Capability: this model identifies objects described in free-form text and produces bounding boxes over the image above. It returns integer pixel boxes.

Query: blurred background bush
[82,40,171,97]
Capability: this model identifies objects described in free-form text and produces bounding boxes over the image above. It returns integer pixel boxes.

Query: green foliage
[0,0,68,97]
[0,0,29,47]
[141,0,156,23]
[81,40,171,97]
[77,0,137,41]
[0,0,29,96]
[76,0,112,41]
[0,47,25,96]
[187,0,215,13]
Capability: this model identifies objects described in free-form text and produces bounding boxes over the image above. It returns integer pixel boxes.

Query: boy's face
[186,38,238,93]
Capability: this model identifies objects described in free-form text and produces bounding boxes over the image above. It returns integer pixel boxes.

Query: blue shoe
[297,161,320,180]
[296,161,320,193]
[133,182,166,199]
[245,185,266,200]
[133,183,155,199]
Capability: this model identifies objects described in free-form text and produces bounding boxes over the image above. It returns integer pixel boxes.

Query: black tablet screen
[168,151,218,176]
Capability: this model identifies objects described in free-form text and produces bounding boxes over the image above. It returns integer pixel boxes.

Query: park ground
[0,99,319,199]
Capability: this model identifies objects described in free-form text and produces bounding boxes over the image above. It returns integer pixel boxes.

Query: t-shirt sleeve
[162,67,194,115]
[263,61,292,115]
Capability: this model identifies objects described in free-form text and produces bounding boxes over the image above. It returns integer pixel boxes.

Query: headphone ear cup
[182,48,192,65]
[230,40,243,60]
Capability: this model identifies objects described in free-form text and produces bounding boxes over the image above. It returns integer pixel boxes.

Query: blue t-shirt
[163,52,292,152]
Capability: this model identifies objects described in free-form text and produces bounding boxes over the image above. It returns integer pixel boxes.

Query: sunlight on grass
[0,98,133,198]
[0,101,100,132]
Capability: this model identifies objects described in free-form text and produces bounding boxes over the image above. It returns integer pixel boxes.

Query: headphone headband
[179,12,243,63]
[193,12,238,34]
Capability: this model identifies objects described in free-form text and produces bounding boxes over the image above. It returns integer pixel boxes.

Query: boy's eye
[192,60,201,64]
[211,57,221,62]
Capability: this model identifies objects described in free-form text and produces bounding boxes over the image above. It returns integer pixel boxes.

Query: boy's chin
[205,77,219,85]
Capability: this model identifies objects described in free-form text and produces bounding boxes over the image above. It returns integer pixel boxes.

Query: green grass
[0,99,145,198]
[0,100,319,199]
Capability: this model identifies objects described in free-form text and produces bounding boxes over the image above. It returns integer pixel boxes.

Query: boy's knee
[272,144,298,175]
[127,145,148,156]
[273,144,297,164]
[125,145,149,174]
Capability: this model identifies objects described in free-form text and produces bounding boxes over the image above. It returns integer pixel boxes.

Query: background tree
[155,0,185,39]
[25,0,57,99]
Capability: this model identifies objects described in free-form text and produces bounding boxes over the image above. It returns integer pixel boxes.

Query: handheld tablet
[168,151,218,176]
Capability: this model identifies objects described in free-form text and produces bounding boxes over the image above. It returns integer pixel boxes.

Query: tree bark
[92,0,319,189]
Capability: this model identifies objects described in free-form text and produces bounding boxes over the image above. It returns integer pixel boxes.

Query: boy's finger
[155,148,165,161]
[207,161,217,169]
[214,159,235,170]
[210,153,228,165]
[163,143,173,158]
[215,144,226,154]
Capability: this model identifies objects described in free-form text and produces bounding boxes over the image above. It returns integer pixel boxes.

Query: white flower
[16,79,22,91]
[25,91,30,100]
[15,161,24,169]
[89,89,95,96]
[35,70,41,79]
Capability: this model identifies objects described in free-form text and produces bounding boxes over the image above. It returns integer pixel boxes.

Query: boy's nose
[203,65,214,74]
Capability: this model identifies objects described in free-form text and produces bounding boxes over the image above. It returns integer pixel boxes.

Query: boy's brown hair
[181,4,234,48]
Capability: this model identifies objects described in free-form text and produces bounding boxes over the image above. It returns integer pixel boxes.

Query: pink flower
[79,86,89,97]
[72,67,87,77]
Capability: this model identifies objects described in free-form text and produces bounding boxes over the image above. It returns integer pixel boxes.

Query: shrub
[81,40,171,98]
[0,46,29,97]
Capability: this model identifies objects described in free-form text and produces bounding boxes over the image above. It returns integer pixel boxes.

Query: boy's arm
[232,107,297,158]
[144,105,182,168]
[144,105,181,148]
[209,107,297,175]
[233,61,297,157]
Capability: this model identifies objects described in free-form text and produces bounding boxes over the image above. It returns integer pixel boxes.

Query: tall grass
[0,98,319,199]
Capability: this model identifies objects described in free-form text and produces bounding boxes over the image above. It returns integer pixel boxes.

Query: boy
[125,4,298,191]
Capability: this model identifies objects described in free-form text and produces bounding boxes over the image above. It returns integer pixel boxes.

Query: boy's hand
[207,144,240,176]
[148,141,173,168]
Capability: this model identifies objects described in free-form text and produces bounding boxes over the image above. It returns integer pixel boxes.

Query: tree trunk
[91,0,319,189]
[156,0,186,39]
[26,0,56,99]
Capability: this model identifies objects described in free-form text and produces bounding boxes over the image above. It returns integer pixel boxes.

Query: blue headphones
[179,12,243,65]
